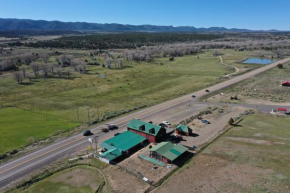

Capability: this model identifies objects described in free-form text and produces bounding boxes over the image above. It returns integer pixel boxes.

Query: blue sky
[1,0,289,30]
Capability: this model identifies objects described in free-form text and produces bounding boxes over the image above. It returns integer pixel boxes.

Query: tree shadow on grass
[21,82,35,85]
[109,66,134,70]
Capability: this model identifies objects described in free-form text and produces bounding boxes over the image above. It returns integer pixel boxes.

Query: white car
[162,121,171,125]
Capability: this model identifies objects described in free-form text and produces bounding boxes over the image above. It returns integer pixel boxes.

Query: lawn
[0,107,79,154]
[156,115,290,193]
[1,50,232,123]
[21,166,103,193]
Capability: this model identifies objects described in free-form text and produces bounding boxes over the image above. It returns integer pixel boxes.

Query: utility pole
[94,136,98,154]
[76,107,79,122]
[86,106,90,125]
[96,106,99,122]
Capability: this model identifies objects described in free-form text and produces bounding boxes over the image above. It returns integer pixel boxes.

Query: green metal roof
[150,142,188,161]
[101,130,147,152]
[176,124,192,133]
[100,148,122,161]
[127,119,162,136]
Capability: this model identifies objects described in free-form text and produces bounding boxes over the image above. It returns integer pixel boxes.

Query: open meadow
[155,115,290,193]
[0,46,281,156]
[1,48,230,124]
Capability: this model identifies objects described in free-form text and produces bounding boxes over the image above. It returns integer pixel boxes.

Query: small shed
[149,142,188,164]
[175,124,193,136]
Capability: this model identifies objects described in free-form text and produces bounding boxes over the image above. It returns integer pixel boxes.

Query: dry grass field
[155,115,290,193]
[206,61,290,104]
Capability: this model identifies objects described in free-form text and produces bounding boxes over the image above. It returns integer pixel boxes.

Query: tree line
[24,33,224,50]
[0,53,89,84]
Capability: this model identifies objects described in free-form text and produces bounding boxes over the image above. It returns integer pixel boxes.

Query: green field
[0,107,79,154]
[21,166,103,193]
[0,50,232,123]
[0,48,277,155]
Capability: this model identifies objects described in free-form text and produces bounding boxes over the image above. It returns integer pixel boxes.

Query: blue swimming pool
[242,58,276,65]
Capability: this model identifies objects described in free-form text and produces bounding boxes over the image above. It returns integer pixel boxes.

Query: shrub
[277,63,283,69]
[228,118,234,125]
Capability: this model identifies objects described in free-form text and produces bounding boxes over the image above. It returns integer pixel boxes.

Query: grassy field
[1,49,232,123]
[156,115,290,193]
[21,166,103,193]
[0,107,79,154]
[0,48,279,155]
[205,61,290,103]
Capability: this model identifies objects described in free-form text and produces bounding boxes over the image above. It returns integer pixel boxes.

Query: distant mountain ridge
[0,18,275,32]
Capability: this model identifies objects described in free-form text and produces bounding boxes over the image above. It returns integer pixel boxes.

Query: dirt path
[220,56,240,77]
[95,167,108,193]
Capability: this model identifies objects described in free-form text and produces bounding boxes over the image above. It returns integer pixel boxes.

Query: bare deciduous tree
[56,67,63,78]
[27,73,32,82]
[118,58,123,68]
[0,59,15,71]
[105,57,112,68]
[14,72,24,84]
[41,64,50,81]
[41,54,50,63]
[66,69,71,78]
[30,63,40,77]
[58,55,73,67]
[21,54,34,65]
[47,63,56,74]
[19,66,27,78]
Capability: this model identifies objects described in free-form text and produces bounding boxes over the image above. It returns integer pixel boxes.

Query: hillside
[0,18,253,32]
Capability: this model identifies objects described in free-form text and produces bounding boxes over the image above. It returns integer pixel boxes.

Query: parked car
[201,120,210,124]
[83,130,93,136]
[162,121,171,125]
[114,133,120,136]
[191,94,196,98]
[159,123,167,127]
[205,89,210,92]
[197,116,203,120]
[101,128,109,133]
[107,124,118,130]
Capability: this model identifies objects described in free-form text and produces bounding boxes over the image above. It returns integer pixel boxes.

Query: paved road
[1,57,290,190]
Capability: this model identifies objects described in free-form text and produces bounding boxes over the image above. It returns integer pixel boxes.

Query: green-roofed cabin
[175,124,192,136]
[127,119,166,143]
[149,142,188,164]
[99,130,148,163]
